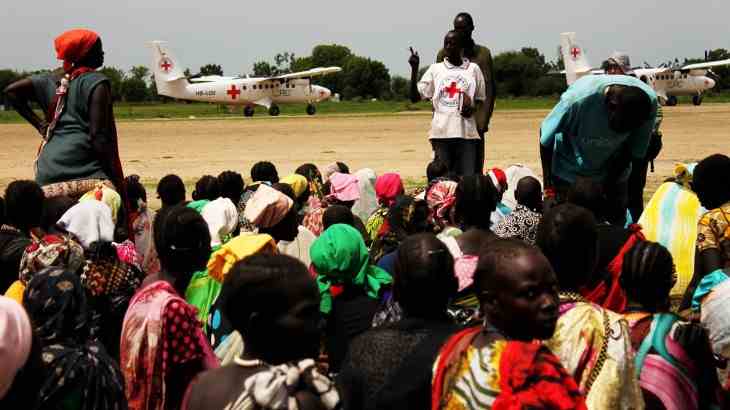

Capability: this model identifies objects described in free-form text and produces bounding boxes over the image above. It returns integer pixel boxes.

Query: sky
[4,0,730,77]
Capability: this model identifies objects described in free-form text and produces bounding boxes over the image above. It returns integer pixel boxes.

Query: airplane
[149,41,341,116]
[560,32,730,106]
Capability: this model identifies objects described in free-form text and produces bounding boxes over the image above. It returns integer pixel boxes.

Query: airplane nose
[318,87,331,100]
[706,78,716,89]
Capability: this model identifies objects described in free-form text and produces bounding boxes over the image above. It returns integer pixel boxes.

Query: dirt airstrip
[1,104,728,206]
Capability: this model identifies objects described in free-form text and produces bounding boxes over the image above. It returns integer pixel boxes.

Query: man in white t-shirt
[409,30,486,177]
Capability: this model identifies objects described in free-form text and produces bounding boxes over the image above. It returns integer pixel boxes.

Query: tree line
[2,46,729,105]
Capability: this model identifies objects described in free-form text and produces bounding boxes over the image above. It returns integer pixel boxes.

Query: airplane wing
[681,59,730,70]
[189,75,237,83]
[239,67,342,83]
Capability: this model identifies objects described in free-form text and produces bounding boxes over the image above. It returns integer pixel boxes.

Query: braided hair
[217,170,245,204]
[251,161,279,184]
[621,240,675,312]
[125,174,147,212]
[394,233,456,318]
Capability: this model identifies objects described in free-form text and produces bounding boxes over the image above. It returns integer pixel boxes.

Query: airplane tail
[560,32,592,85]
[148,41,188,97]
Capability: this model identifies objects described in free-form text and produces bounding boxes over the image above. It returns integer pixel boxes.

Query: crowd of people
[2,17,730,410]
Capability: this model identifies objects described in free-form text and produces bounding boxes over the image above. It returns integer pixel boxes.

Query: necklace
[233,356,265,368]
[559,291,586,304]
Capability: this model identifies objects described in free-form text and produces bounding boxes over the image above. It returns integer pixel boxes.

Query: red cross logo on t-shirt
[571,47,581,59]
[160,58,173,72]
[227,85,241,100]
[443,81,461,98]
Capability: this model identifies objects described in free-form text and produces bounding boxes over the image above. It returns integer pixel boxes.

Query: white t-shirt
[418,58,486,140]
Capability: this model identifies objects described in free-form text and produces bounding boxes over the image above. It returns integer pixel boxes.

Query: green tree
[341,56,391,100]
[390,75,409,100]
[129,65,150,82]
[252,61,275,77]
[310,44,353,94]
[98,66,125,101]
[121,77,149,102]
[493,47,550,96]
[199,64,223,76]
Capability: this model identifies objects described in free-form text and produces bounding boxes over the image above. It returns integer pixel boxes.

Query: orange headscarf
[54,29,99,74]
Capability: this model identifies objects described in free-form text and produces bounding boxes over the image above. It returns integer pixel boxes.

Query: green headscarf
[187,199,210,214]
[310,224,392,314]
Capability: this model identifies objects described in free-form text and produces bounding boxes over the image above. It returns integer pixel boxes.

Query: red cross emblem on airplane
[444,82,461,98]
[160,58,173,72]
[227,85,241,100]
[571,47,581,59]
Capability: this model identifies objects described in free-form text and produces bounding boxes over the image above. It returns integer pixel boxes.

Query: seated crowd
[1,153,729,410]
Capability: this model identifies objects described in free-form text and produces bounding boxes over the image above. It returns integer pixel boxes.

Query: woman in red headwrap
[4,29,127,207]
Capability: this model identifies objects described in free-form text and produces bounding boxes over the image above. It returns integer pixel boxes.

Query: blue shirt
[540,75,657,183]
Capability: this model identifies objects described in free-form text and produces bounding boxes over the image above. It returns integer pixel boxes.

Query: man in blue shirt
[540,75,657,225]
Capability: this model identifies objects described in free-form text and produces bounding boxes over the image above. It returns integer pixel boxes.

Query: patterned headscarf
[23,268,126,410]
[244,184,294,229]
[426,180,458,227]
[328,173,360,202]
[19,233,86,285]
[310,224,392,314]
[0,296,32,399]
[375,173,405,207]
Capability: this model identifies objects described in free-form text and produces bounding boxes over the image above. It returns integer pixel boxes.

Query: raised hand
[408,47,420,70]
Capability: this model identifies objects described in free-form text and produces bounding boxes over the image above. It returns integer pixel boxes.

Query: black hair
[217,171,245,204]
[536,204,598,291]
[335,162,350,175]
[223,254,310,336]
[515,176,542,212]
[0,196,4,226]
[125,174,147,213]
[295,163,323,185]
[475,238,536,296]
[4,180,45,232]
[454,12,474,28]
[388,196,431,237]
[157,174,186,208]
[192,175,220,201]
[621,240,675,312]
[426,159,449,182]
[251,161,279,184]
[394,233,457,317]
[76,38,104,69]
[153,205,211,280]
[272,183,296,201]
[455,175,499,231]
[693,154,730,210]
[323,205,355,230]
[566,178,607,221]
[40,196,76,232]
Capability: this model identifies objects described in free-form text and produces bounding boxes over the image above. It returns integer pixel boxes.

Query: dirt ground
[1,104,728,206]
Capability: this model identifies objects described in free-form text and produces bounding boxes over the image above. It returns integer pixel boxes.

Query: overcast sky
[4,0,729,77]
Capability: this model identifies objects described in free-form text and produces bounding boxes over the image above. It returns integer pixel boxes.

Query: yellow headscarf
[280,174,309,199]
[80,184,121,224]
[207,234,278,282]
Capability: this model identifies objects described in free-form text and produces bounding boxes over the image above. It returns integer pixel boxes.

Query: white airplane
[149,41,341,116]
[560,32,730,106]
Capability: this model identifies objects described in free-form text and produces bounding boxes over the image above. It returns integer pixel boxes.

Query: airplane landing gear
[268,105,280,116]
[665,96,678,106]
[692,95,703,106]
[243,106,255,117]
[306,104,316,115]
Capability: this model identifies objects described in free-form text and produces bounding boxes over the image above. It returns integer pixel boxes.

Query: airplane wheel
[692,95,703,106]
[666,96,678,106]
[243,106,255,117]
[268,105,280,116]
[306,104,316,115]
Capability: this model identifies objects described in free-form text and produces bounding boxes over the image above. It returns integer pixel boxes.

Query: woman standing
[4,29,127,203]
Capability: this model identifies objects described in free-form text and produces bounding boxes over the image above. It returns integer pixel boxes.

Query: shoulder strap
[634,313,682,376]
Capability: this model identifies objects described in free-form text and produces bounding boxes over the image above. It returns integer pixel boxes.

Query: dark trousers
[628,159,649,223]
[431,139,477,177]
[475,130,486,174]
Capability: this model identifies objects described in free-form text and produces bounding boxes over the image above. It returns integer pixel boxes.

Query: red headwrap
[54,29,99,74]
[375,173,404,207]
[488,168,507,194]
